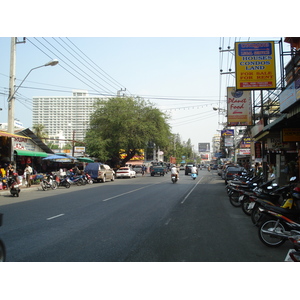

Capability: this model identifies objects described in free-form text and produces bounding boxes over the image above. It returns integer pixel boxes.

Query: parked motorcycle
[40,173,58,191]
[0,213,6,262]
[58,175,72,188]
[82,173,93,184]
[7,173,21,197]
[67,172,85,186]
[251,177,298,224]
[257,186,300,247]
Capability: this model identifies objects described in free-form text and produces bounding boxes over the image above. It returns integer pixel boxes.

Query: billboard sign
[198,143,210,152]
[279,81,298,112]
[227,87,252,126]
[235,41,276,90]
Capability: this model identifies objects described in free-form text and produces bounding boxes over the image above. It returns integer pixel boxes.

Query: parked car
[150,165,165,176]
[116,167,136,179]
[132,165,142,174]
[224,166,244,184]
[84,163,115,183]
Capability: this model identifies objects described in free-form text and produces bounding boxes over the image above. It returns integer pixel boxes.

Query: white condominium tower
[32,90,108,146]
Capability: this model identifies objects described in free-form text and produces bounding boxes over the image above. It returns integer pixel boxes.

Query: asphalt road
[0,169,293,262]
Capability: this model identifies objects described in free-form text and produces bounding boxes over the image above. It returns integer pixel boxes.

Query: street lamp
[7,57,59,161]
[7,59,59,103]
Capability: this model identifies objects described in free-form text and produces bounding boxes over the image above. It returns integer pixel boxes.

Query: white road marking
[165,218,172,225]
[102,182,162,202]
[47,214,65,220]
[181,176,204,204]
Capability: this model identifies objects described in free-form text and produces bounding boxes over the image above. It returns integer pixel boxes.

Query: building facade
[32,90,108,144]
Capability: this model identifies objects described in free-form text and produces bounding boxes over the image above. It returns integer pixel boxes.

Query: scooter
[191,173,197,180]
[171,174,178,183]
[7,173,21,197]
[257,186,300,247]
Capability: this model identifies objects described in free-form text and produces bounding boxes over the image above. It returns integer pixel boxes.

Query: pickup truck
[150,165,165,176]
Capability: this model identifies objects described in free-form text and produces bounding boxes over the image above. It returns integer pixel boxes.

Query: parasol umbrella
[42,155,74,162]
[56,153,78,160]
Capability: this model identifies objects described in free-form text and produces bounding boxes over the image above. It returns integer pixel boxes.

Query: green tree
[32,123,48,143]
[85,96,171,167]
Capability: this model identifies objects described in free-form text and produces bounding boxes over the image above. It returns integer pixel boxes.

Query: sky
[0,2,296,154]
[1,36,292,152]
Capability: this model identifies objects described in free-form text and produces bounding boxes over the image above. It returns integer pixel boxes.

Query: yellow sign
[282,128,300,142]
[235,41,276,90]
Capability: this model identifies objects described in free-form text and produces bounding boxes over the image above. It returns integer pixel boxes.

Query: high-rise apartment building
[32,90,108,147]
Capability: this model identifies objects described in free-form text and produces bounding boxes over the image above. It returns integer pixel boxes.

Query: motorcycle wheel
[241,198,252,216]
[41,181,47,191]
[251,204,261,225]
[51,181,58,190]
[65,182,71,188]
[229,191,242,207]
[258,219,287,247]
[0,239,6,262]
[81,179,87,185]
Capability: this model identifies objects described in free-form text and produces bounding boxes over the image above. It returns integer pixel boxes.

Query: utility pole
[7,37,16,134]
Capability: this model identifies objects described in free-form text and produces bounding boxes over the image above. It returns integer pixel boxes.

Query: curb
[0,185,39,196]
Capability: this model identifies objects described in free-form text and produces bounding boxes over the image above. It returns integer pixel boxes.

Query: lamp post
[7,37,58,162]
[7,58,59,134]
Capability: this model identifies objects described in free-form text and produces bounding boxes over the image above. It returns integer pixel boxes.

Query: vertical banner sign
[221,129,234,147]
[235,41,276,90]
[227,87,252,126]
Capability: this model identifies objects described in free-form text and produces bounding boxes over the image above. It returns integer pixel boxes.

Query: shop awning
[14,150,49,157]
[0,131,31,139]
[77,157,94,163]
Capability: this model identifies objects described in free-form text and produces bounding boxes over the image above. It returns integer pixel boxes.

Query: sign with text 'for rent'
[235,41,276,90]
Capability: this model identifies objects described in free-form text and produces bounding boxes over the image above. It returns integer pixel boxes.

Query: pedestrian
[24,164,33,187]
[142,165,146,176]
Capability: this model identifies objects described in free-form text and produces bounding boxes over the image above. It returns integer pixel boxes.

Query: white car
[116,167,136,179]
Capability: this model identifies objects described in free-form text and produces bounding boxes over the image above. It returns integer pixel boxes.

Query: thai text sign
[227,87,252,126]
[235,41,276,90]
[282,128,300,142]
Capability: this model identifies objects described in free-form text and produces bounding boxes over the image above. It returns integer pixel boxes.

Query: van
[84,163,115,183]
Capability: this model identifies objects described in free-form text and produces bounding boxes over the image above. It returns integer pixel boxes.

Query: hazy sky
[1,36,291,151]
[0,2,294,152]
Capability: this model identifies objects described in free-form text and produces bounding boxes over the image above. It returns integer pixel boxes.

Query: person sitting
[171,164,179,180]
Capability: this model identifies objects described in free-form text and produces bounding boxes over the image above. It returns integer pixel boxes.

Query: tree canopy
[85,96,171,167]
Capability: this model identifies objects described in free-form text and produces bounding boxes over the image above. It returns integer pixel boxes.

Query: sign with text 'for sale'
[235,41,276,90]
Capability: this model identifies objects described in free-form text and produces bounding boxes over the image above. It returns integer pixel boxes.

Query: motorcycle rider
[171,164,179,180]
[191,165,197,175]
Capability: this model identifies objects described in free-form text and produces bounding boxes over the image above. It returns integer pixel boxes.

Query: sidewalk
[0,184,39,196]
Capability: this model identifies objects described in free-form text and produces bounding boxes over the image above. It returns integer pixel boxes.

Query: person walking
[24,164,32,187]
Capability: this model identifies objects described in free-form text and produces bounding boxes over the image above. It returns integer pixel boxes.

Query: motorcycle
[0,213,6,262]
[40,173,58,191]
[7,173,21,197]
[191,173,197,180]
[58,175,72,188]
[257,186,300,247]
[171,174,178,183]
[82,173,93,184]
[251,177,298,225]
[287,232,300,261]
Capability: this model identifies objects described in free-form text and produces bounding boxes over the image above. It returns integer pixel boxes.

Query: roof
[0,131,31,139]
[16,128,54,154]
